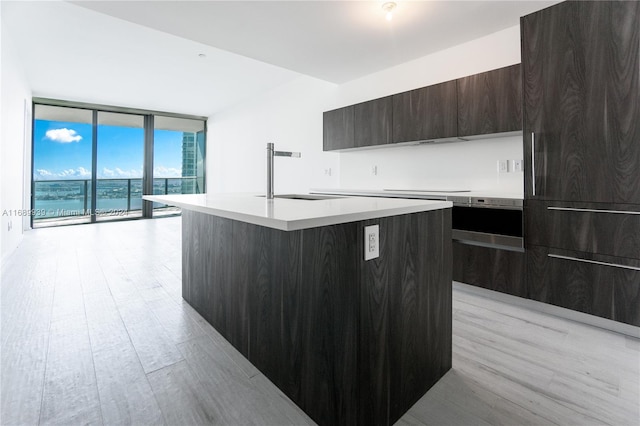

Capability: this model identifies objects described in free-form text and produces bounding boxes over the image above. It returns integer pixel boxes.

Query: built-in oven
[310,189,524,251]
[450,197,523,252]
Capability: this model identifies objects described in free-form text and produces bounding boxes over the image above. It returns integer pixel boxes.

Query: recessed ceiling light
[382,1,397,21]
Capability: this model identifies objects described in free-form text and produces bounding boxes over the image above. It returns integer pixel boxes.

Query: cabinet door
[527,245,640,326]
[457,64,522,137]
[323,106,354,151]
[354,96,393,148]
[522,1,640,203]
[525,199,640,259]
[392,81,458,143]
[453,242,526,298]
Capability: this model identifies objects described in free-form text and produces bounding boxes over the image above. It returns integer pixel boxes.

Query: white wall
[333,26,521,106]
[1,11,33,261]
[208,25,523,195]
[340,136,522,192]
[336,25,523,194]
[208,76,341,194]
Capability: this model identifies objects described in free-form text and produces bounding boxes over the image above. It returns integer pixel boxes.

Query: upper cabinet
[323,65,523,151]
[323,97,392,151]
[323,106,354,151]
[457,64,522,137]
[392,81,458,143]
[522,1,640,203]
[354,96,393,148]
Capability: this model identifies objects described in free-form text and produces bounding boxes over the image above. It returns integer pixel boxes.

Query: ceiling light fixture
[382,1,396,21]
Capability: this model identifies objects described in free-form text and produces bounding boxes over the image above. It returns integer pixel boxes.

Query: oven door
[452,205,523,252]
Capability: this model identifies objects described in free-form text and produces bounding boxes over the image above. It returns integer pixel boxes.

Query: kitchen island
[144,193,453,426]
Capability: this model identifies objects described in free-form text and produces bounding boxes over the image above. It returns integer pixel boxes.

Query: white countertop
[310,188,524,201]
[143,193,452,231]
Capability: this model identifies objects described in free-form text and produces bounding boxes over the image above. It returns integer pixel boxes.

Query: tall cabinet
[522,1,640,326]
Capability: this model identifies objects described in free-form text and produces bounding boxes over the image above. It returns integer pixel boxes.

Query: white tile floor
[2,216,638,425]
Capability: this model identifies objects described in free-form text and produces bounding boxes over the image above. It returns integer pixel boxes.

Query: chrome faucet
[266,143,301,199]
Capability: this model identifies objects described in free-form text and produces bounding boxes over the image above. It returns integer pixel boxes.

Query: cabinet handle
[548,207,640,215]
[548,254,640,271]
[531,132,536,196]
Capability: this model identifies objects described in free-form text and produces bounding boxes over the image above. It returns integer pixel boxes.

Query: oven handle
[548,254,640,271]
[452,230,524,252]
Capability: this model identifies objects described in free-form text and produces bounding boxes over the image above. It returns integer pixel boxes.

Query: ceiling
[2,1,299,117]
[2,1,559,117]
[73,0,558,84]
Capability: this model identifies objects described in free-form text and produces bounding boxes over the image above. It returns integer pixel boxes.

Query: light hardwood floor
[1,217,638,425]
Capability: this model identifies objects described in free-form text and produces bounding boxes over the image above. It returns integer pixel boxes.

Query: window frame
[31,98,207,227]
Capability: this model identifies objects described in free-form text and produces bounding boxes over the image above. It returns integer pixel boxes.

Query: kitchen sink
[257,194,342,201]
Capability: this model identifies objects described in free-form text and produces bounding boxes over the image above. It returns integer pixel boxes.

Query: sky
[33,119,185,180]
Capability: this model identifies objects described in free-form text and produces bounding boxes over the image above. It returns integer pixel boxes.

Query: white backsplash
[339,135,524,195]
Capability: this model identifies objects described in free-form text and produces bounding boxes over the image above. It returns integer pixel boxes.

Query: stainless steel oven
[451,197,523,252]
[310,189,524,251]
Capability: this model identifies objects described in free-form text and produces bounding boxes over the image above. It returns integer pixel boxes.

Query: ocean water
[33,198,144,219]
[32,178,197,220]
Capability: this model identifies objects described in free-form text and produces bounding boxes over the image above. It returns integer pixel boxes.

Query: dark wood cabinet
[323,66,522,151]
[392,80,458,143]
[453,242,526,299]
[526,246,640,327]
[387,211,452,422]
[522,1,640,327]
[323,106,354,151]
[522,0,640,203]
[298,223,360,425]
[322,97,391,151]
[182,209,452,426]
[457,64,522,137]
[525,200,640,260]
[354,96,392,148]
[359,210,452,425]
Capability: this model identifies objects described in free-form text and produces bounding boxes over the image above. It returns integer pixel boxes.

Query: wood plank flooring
[1,216,638,425]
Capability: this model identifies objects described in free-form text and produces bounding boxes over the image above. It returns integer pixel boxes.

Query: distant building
[181,131,205,194]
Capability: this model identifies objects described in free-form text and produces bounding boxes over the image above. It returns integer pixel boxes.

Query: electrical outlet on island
[364,224,379,261]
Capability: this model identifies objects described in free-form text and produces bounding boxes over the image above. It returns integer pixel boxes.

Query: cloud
[34,167,91,180]
[99,167,142,179]
[45,128,82,143]
[154,166,182,177]
[58,167,91,178]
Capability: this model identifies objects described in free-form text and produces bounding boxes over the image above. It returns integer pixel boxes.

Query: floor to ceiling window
[31,100,206,227]
[96,112,145,221]
[32,105,94,226]
[152,116,206,215]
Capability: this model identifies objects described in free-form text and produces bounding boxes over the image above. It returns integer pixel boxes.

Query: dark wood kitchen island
[144,193,452,426]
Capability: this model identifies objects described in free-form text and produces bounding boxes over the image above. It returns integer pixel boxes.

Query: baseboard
[1,233,23,269]
[453,281,640,339]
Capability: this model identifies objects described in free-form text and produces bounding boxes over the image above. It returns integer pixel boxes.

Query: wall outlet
[497,160,509,173]
[364,224,380,261]
[512,159,523,172]
[371,165,378,176]
[324,168,332,176]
